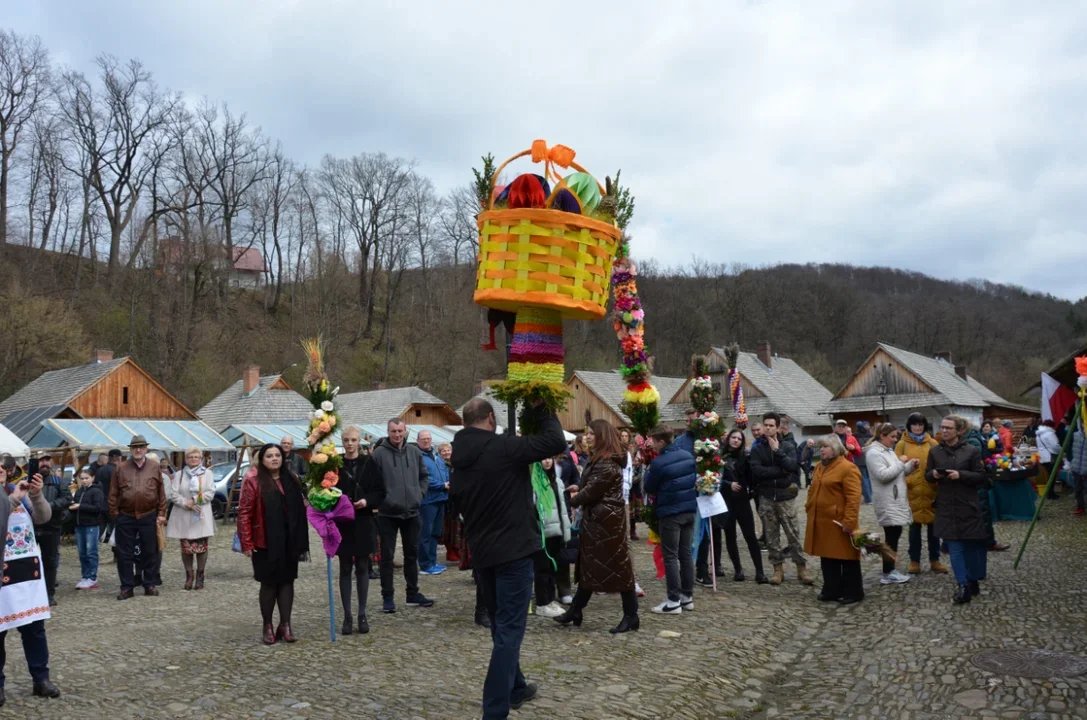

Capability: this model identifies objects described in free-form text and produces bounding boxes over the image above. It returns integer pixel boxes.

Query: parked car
[211,461,249,519]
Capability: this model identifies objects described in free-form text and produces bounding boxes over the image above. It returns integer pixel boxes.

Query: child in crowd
[534,457,571,618]
[71,468,107,589]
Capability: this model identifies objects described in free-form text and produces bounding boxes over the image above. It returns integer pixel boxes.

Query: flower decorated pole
[298,338,356,642]
[724,343,748,430]
[689,356,727,590]
[1014,356,1087,570]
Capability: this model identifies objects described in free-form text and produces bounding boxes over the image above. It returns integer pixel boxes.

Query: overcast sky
[8,1,1087,300]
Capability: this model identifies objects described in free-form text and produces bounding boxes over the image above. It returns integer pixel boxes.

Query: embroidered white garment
[0,505,51,632]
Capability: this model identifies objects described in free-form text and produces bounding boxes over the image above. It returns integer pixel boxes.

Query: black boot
[609,614,640,634]
[554,608,583,627]
[357,615,369,634]
[968,580,980,598]
[953,584,972,605]
[33,680,61,698]
[755,572,770,584]
[342,614,353,635]
[474,607,491,628]
[733,570,746,582]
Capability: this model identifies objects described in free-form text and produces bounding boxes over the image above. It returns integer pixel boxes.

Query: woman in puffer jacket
[895,412,947,576]
[534,457,571,618]
[866,423,917,585]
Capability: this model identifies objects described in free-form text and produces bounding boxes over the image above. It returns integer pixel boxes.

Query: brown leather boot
[907,561,921,575]
[262,624,276,645]
[930,560,949,574]
[769,564,784,586]
[797,564,815,586]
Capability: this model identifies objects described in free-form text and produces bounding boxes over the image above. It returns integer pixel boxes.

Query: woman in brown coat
[554,420,639,634]
[804,434,864,605]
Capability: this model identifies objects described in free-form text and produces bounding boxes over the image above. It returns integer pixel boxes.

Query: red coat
[236,468,283,553]
[998,426,1014,454]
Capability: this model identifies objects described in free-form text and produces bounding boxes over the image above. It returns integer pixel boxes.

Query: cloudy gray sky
[8,0,1087,299]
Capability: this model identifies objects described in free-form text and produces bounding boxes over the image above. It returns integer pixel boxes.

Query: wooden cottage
[336,386,461,428]
[665,343,834,440]
[557,370,688,433]
[0,349,196,441]
[822,343,1039,435]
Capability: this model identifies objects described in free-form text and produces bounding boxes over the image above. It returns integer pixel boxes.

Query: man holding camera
[31,455,72,607]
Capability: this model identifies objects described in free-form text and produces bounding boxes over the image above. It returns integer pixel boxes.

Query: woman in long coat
[554,420,639,634]
[335,426,385,635]
[165,448,216,590]
[926,415,988,605]
[804,434,864,605]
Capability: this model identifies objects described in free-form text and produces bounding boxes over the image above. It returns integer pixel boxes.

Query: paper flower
[321,401,334,412]
[320,471,339,489]
[307,433,318,445]
[318,421,331,434]
[314,409,324,419]
[312,452,329,465]
[1075,356,1087,376]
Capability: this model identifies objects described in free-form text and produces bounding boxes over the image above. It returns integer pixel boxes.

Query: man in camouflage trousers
[748,413,814,586]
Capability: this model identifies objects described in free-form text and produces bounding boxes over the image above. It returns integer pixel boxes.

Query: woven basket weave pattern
[474,208,620,320]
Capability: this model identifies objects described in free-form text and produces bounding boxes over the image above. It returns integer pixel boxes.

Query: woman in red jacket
[237,444,309,644]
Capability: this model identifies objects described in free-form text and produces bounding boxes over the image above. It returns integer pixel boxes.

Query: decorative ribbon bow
[531,139,576,169]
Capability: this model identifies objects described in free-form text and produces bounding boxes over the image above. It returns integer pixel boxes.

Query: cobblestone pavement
[3,492,1086,719]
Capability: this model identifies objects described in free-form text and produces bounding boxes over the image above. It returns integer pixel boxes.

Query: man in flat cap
[108,435,166,600]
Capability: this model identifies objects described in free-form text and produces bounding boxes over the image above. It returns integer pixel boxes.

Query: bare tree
[0,30,50,245]
[58,55,180,282]
[252,143,295,313]
[438,184,479,268]
[319,152,411,340]
[404,172,438,315]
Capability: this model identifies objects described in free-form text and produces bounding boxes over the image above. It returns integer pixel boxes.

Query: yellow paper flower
[312,452,328,465]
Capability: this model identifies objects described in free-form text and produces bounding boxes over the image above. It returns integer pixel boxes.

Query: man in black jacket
[748,413,812,587]
[33,455,73,606]
[96,449,123,543]
[452,399,566,720]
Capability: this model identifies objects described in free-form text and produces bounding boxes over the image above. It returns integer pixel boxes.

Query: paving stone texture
[3,491,1086,719]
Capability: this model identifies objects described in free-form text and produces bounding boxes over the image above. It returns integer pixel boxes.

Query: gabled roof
[877,343,1004,407]
[0,357,127,418]
[336,386,457,426]
[572,370,688,426]
[822,343,1015,415]
[706,347,834,427]
[197,375,314,432]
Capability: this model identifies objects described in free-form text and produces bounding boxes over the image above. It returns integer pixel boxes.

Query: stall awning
[0,423,30,459]
[29,419,234,453]
[221,423,458,449]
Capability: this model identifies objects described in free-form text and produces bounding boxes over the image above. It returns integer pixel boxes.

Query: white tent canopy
[0,423,30,459]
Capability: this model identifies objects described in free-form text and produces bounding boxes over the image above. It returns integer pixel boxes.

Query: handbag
[156,522,167,551]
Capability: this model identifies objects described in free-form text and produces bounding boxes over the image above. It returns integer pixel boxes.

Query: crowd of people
[0,400,1060,717]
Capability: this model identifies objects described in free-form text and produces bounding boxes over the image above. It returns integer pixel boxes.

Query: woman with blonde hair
[804,434,864,605]
[165,448,216,589]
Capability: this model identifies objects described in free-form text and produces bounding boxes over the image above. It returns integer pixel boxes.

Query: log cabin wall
[557,377,626,431]
[837,349,932,397]
[401,405,462,426]
[69,361,195,419]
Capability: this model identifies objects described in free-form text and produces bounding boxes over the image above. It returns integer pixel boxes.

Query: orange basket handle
[488,140,607,211]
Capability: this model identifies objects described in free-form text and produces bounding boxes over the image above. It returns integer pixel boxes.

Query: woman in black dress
[336,425,385,635]
[237,443,309,644]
